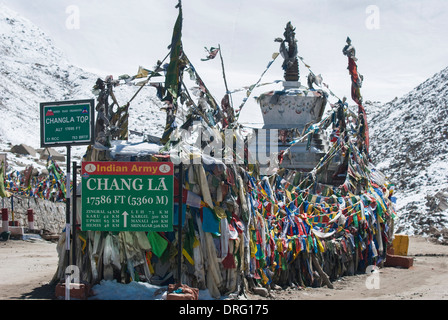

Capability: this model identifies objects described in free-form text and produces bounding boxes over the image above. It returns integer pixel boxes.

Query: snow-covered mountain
[0,4,166,169]
[0,4,95,147]
[368,67,448,239]
[1,3,448,241]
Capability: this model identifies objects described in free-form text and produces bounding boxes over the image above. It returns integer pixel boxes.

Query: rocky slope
[0,4,97,148]
[0,4,166,172]
[367,66,448,240]
[1,3,448,241]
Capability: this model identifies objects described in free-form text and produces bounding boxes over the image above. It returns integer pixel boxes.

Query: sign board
[40,99,95,147]
[81,162,174,232]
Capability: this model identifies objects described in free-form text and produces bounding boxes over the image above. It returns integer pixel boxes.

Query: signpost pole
[72,161,78,267]
[65,146,71,301]
[39,99,95,301]
[177,164,183,286]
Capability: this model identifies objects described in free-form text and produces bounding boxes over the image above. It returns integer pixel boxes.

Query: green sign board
[40,99,95,147]
[81,162,174,232]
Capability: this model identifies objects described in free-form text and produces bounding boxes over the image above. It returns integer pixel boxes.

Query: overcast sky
[2,0,448,111]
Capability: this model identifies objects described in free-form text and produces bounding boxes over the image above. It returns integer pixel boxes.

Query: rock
[39,147,65,162]
[0,231,11,241]
[31,167,39,176]
[270,283,282,291]
[39,168,49,176]
[434,190,448,211]
[252,287,269,297]
[10,144,36,157]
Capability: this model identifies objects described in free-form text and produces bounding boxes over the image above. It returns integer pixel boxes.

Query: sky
[2,0,448,121]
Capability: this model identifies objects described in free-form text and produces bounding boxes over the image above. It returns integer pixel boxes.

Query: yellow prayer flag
[135,66,150,79]
[316,236,325,252]
[193,237,200,248]
[307,204,314,215]
[260,269,269,285]
[183,248,195,266]
[250,238,257,258]
[285,189,292,202]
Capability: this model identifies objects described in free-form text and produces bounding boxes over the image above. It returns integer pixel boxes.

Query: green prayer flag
[48,161,66,197]
[0,162,11,198]
[183,218,196,264]
[165,5,183,101]
[148,232,169,258]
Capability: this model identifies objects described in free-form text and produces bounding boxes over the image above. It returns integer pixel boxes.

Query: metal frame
[40,99,95,148]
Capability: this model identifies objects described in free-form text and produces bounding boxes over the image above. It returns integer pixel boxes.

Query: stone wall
[1,196,66,234]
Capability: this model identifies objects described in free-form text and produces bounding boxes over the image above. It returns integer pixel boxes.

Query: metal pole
[72,161,78,267]
[177,164,183,285]
[65,146,71,300]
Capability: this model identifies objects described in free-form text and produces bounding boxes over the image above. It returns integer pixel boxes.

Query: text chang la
[85,177,169,191]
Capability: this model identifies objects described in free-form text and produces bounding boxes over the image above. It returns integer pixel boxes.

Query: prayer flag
[165,5,183,100]
[0,162,11,198]
[201,46,220,61]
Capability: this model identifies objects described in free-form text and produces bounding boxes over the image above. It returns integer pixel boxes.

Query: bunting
[4,158,67,201]
[343,37,370,153]
[234,52,280,120]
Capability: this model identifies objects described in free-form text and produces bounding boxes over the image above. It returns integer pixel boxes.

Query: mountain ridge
[0,4,166,155]
[367,65,448,239]
[1,4,447,240]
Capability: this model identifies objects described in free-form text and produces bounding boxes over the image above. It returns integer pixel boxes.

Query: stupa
[255,22,340,182]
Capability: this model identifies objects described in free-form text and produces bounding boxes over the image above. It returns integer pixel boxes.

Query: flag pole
[218,44,234,110]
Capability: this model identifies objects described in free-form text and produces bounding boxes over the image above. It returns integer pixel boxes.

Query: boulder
[10,144,37,157]
[39,148,65,162]
[252,287,269,297]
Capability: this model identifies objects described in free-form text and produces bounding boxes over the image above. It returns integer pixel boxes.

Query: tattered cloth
[167,283,199,300]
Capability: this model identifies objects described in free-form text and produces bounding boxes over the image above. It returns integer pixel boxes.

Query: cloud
[2,0,448,105]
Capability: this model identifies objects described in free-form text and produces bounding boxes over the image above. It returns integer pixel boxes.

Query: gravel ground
[0,235,447,300]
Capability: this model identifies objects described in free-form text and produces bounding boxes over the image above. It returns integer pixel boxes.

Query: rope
[233,52,281,122]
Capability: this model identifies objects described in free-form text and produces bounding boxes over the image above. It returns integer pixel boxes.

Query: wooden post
[311,252,334,289]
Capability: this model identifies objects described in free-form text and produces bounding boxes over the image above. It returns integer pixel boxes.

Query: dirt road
[0,235,447,300]
[0,236,59,300]
[247,235,448,300]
